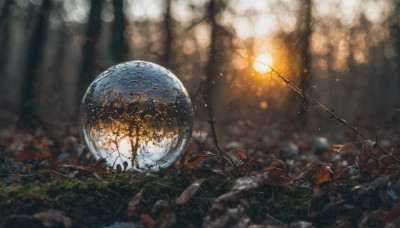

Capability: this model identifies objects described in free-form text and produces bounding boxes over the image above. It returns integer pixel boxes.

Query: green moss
[0,174,233,227]
[0,174,313,227]
[246,184,311,224]
[272,185,310,222]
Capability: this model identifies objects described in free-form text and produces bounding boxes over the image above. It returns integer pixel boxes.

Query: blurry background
[0,0,399,142]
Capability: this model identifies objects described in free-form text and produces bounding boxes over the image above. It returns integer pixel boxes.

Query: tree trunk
[17,0,51,129]
[164,0,173,68]
[77,0,103,105]
[0,0,12,73]
[204,0,219,104]
[298,0,312,126]
[389,1,400,121]
[52,24,67,92]
[110,0,126,63]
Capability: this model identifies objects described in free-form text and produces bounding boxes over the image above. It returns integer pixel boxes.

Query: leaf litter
[0,125,400,228]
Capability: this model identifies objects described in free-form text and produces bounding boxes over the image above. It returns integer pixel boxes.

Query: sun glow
[253,54,273,74]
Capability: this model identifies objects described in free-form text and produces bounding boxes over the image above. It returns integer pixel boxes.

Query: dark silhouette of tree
[51,1,68,92]
[163,0,173,68]
[389,1,400,121]
[391,3,400,90]
[0,0,12,73]
[0,0,11,25]
[110,0,127,63]
[297,0,312,126]
[17,0,51,129]
[78,0,103,105]
[204,0,225,104]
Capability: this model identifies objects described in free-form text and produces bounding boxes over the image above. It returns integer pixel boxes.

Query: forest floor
[1,123,400,228]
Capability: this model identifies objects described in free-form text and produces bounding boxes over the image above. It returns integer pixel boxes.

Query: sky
[61,0,393,40]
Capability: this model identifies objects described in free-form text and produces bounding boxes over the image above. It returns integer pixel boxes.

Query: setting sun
[253,54,273,74]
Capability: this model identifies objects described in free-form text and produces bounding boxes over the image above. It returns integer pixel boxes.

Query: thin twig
[204,95,239,174]
[253,59,400,166]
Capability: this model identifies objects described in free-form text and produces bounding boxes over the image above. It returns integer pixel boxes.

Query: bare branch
[253,58,400,166]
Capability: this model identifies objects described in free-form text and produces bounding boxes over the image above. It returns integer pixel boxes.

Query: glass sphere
[79,61,194,172]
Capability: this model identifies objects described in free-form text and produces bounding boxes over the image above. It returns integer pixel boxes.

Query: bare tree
[77,0,103,105]
[163,0,173,68]
[392,3,400,94]
[110,0,127,63]
[204,0,224,104]
[17,0,51,129]
[389,1,400,121]
[203,0,234,160]
[297,0,312,126]
[0,0,12,73]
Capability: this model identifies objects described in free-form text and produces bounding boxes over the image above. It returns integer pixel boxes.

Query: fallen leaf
[369,174,392,188]
[261,167,291,186]
[33,210,73,228]
[328,144,343,153]
[183,151,216,170]
[341,141,355,156]
[125,189,144,220]
[151,200,169,215]
[116,164,122,174]
[356,140,375,175]
[175,178,206,205]
[155,208,176,228]
[123,161,128,171]
[267,159,289,171]
[231,176,259,192]
[308,163,332,184]
[140,214,155,228]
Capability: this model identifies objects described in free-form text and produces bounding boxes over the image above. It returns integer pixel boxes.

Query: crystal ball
[79,61,194,172]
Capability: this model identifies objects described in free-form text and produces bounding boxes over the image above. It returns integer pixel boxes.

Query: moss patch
[246,184,311,224]
[0,174,232,227]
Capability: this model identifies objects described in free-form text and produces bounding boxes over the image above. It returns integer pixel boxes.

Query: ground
[0,126,400,228]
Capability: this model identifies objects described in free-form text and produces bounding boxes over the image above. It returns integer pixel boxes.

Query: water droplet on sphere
[79,61,194,172]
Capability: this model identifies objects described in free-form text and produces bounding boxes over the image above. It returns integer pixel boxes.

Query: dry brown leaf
[33,210,73,228]
[356,140,375,175]
[262,167,291,186]
[267,159,289,171]
[308,163,332,184]
[155,208,177,228]
[328,144,343,153]
[116,164,122,174]
[183,151,215,169]
[175,178,206,205]
[341,141,355,156]
[369,174,392,188]
[125,189,144,220]
[140,214,155,228]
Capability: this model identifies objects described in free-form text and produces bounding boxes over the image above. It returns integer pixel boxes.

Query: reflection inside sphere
[79,61,193,172]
